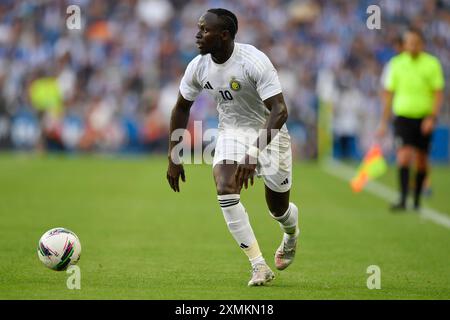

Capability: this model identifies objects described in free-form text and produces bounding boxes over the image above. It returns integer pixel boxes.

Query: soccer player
[377,28,445,211]
[166,8,300,286]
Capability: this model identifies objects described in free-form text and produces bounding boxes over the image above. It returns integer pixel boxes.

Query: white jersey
[179,42,289,140]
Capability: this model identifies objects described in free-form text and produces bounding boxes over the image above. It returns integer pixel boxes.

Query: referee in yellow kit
[378,28,445,211]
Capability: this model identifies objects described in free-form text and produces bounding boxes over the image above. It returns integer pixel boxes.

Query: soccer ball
[37,227,81,271]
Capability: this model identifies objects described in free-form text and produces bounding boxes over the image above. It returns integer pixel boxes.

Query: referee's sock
[414,170,427,209]
[398,166,410,206]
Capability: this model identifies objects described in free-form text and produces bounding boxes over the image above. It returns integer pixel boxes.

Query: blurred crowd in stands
[0,0,448,159]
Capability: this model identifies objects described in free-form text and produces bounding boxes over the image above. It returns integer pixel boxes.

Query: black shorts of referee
[394,116,432,153]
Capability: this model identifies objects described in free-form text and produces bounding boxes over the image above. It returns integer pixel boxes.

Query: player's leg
[422,175,432,198]
[414,150,428,210]
[261,141,299,270]
[392,117,415,211]
[413,127,432,210]
[265,188,298,235]
[393,145,414,210]
[265,185,300,270]
[265,187,290,216]
[213,161,274,286]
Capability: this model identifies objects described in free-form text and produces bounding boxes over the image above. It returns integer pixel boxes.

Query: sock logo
[218,197,240,208]
[281,178,289,186]
[240,243,249,249]
[203,81,214,90]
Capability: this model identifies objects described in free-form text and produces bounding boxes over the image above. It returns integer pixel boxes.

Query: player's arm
[422,59,445,135]
[377,58,396,138]
[377,89,394,137]
[258,92,288,150]
[422,90,443,135]
[235,92,288,189]
[430,90,444,118]
[166,92,194,192]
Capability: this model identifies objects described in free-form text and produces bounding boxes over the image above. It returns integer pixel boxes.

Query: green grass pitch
[0,153,449,299]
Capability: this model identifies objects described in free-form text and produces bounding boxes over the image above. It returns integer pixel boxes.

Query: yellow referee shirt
[384,52,445,119]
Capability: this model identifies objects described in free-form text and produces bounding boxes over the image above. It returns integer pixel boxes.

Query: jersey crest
[229,78,241,91]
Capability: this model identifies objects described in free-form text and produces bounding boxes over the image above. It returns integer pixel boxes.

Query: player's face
[196,13,224,55]
[403,32,423,56]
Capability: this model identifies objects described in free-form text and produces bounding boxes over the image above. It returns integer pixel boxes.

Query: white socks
[218,194,265,266]
[270,202,299,247]
[218,196,299,266]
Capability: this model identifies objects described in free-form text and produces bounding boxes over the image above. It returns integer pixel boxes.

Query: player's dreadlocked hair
[207,8,238,40]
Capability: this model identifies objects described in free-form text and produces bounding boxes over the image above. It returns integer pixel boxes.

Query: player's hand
[376,122,388,139]
[167,157,185,192]
[234,154,257,190]
[421,116,435,135]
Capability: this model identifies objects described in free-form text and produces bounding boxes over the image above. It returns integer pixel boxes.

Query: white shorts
[212,131,292,193]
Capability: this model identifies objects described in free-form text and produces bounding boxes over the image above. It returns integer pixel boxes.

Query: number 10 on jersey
[219,90,233,101]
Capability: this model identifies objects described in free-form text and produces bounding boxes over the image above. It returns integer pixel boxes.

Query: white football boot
[274,227,300,270]
[248,263,275,286]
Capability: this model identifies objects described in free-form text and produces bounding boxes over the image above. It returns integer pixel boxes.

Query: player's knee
[416,161,428,171]
[216,181,239,195]
[416,153,428,171]
[397,149,412,166]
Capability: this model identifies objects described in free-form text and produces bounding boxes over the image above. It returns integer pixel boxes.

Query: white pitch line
[322,159,450,230]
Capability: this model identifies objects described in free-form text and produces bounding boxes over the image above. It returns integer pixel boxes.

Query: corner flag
[350,144,387,192]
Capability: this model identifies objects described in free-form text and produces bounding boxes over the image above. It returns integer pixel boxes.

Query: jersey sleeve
[384,58,396,91]
[380,62,390,87]
[252,54,283,101]
[179,57,202,101]
[430,58,445,90]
